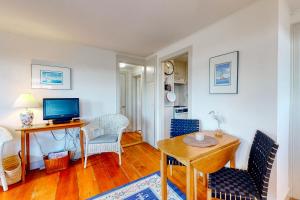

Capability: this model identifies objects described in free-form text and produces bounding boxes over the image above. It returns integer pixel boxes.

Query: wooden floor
[121,132,143,147]
[0,138,207,200]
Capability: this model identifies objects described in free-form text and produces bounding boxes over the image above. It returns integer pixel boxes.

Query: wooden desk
[157,131,240,200]
[16,120,86,182]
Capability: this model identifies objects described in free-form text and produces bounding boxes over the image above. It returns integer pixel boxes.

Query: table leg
[230,154,236,168]
[21,131,26,183]
[203,173,207,188]
[186,164,194,200]
[26,132,30,171]
[161,151,167,200]
[80,129,84,166]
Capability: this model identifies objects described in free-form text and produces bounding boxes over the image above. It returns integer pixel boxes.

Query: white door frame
[116,55,146,134]
[132,74,142,131]
[119,72,127,116]
[155,46,193,144]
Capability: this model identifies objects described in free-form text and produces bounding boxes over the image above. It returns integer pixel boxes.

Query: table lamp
[14,93,39,127]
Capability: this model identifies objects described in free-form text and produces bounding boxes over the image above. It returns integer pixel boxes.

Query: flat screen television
[43,98,80,124]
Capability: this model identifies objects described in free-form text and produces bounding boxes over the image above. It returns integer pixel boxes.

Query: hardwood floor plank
[0,134,208,199]
[55,166,79,200]
[76,163,100,200]
[31,172,59,200]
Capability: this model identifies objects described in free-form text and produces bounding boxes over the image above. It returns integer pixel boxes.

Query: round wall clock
[164,61,174,75]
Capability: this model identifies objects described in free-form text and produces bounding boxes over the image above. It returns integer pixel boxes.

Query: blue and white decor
[88,172,186,200]
[209,51,239,94]
[40,70,63,85]
[31,64,71,90]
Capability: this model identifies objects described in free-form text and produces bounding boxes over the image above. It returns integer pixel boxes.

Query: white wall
[0,31,117,168]
[154,0,289,199]
[291,10,300,24]
[144,56,156,147]
[277,0,291,199]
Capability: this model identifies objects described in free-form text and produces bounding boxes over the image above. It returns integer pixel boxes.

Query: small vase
[20,110,34,127]
[214,129,223,137]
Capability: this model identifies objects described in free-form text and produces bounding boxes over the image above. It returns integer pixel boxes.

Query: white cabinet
[174,60,187,84]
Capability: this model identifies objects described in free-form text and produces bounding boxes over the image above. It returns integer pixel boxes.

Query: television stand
[16,120,86,182]
[52,118,72,124]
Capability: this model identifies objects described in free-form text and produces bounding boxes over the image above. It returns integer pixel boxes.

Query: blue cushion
[89,134,118,144]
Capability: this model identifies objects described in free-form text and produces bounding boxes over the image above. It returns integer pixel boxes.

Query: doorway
[118,62,144,147]
[157,47,192,142]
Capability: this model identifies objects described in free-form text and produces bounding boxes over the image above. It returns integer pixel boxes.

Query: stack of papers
[48,151,68,159]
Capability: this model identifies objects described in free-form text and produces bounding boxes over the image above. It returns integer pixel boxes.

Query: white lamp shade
[14,93,39,109]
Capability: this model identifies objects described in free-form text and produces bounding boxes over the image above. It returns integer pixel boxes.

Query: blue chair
[167,119,199,175]
[207,130,279,200]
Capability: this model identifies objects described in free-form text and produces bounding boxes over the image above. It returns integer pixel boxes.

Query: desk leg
[80,129,84,166]
[26,132,30,171]
[21,131,26,183]
[186,164,194,200]
[230,154,236,168]
[160,151,167,200]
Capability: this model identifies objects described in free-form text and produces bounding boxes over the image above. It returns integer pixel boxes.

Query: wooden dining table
[157,131,240,200]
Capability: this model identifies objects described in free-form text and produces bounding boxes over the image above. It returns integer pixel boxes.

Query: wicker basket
[43,151,70,174]
[0,155,22,186]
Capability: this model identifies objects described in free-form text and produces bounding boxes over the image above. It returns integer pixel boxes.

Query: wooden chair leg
[170,165,173,176]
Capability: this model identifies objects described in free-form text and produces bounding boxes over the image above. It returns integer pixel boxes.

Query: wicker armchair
[82,114,129,168]
[0,127,13,191]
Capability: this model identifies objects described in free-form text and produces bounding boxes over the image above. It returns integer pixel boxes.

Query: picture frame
[209,51,239,94]
[31,64,71,90]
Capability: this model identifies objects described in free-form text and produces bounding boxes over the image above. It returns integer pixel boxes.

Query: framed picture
[31,65,71,90]
[209,51,239,94]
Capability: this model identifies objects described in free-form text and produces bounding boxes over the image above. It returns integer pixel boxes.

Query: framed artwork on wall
[209,51,239,94]
[31,65,71,90]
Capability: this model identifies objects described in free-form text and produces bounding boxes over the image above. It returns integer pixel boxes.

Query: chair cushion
[209,167,260,200]
[89,134,118,144]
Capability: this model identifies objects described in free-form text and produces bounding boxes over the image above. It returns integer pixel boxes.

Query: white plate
[166,92,176,102]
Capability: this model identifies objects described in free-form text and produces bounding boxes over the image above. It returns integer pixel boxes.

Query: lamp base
[20,110,34,127]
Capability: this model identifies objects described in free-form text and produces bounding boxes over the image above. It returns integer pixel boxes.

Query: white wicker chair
[0,127,13,191]
[82,114,129,168]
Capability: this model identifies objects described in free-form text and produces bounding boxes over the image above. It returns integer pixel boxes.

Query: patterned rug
[88,172,186,200]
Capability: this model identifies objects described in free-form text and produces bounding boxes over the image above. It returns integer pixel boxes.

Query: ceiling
[0,0,257,56]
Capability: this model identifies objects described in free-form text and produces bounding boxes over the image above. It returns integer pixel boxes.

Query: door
[136,76,142,131]
[144,56,157,147]
[119,73,126,116]
[291,23,300,199]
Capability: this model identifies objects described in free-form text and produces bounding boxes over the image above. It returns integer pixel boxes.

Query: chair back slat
[170,119,199,138]
[247,130,278,200]
[98,114,129,135]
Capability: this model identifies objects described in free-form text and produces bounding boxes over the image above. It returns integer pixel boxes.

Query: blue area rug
[88,172,186,200]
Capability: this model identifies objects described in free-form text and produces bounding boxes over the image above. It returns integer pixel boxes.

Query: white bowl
[195,133,205,141]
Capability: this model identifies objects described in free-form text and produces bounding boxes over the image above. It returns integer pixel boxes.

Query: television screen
[43,98,80,121]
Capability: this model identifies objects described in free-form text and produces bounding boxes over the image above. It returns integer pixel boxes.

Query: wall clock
[164,61,174,75]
